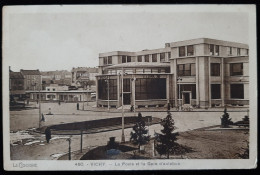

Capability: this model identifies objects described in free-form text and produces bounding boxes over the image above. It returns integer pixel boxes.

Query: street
[10,101,249,160]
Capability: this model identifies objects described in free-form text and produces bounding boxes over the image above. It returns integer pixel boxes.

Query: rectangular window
[211,84,221,99]
[187,45,194,56]
[137,56,142,62]
[177,84,196,99]
[211,63,220,76]
[135,78,166,100]
[230,63,243,76]
[144,69,151,73]
[103,57,108,65]
[151,69,158,73]
[230,84,244,99]
[145,55,149,62]
[209,44,214,55]
[160,53,165,62]
[215,45,219,56]
[177,63,196,76]
[227,47,232,55]
[168,52,171,59]
[179,46,186,57]
[127,56,131,62]
[136,69,144,74]
[122,56,126,63]
[237,48,241,56]
[123,79,131,92]
[108,56,112,64]
[98,79,117,100]
[152,54,157,62]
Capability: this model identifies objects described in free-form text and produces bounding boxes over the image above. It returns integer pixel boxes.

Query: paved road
[9,102,249,160]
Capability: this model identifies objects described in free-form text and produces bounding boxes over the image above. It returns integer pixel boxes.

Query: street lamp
[33,82,42,128]
[119,67,127,143]
[177,77,182,111]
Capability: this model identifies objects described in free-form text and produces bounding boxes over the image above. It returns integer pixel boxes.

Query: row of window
[176,63,243,77]
[98,78,167,100]
[98,79,245,100]
[211,84,244,99]
[102,52,171,65]
[104,68,170,75]
[178,44,248,57]
[102,62,243,76]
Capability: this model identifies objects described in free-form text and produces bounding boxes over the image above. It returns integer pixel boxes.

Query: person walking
[41,113,45,122]
[77,103,79,110]
[45,127,51,143]
[167,103,171,111]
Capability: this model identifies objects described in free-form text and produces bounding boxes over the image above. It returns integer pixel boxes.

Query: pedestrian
[41,113,45,122]
[45,127,51,143]
[77,103,79,110]
[58,100,61,105]
[167,103,171,111]
[130,105,134,112]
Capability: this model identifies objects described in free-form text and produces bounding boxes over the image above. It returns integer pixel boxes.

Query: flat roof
[169,38,249,49]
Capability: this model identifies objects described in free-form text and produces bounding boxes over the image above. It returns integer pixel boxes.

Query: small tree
[221,107,233,128]
[155,112,179,159]
[130,112,150,152]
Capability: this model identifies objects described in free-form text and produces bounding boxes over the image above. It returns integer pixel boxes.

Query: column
[96,77,98,107]
[166,75,170,103]
[196,57,200,106]
[173,58,178,107]
[131,76,136,108]
[208,57,211,107]
[221,57,225,106]
[117,74,121,108]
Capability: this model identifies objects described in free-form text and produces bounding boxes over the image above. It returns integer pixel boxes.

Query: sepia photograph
[2,5,257,170]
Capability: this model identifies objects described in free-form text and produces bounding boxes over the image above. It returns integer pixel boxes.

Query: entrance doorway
[123,93,131,105]
[182,91,191,105]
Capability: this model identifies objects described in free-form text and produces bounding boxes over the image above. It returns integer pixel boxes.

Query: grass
[79,129,249,159]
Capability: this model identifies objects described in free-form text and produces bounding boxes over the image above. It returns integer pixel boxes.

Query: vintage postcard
[2,5,257,170]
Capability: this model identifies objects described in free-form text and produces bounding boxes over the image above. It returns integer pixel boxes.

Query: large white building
[96,38,249,109]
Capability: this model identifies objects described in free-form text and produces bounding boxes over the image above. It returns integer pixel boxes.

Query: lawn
[80,129,249,159]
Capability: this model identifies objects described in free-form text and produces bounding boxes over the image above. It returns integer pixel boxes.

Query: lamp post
[119,67,127,143]
[177,77,182,111]
[38,87,41,129]
[33,82,42,128]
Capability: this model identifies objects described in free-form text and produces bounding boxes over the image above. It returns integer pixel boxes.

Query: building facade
[41,70,72,90]
[29,84,93,102]
[71,67,99,87]
[97,38,249,108]
[20,69,42,91]
[9,71,25,100]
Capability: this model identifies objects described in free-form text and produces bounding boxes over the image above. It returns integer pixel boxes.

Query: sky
[3,5,250,72]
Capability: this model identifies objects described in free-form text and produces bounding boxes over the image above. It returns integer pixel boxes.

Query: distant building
[28,84,93,102]
[9,71,25,100]
[41,70,72,89]
[97,38,249,108]
[71,67,99,87]
[20,69,42,91]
